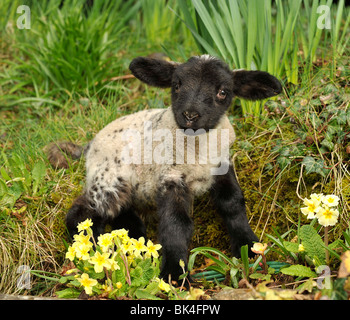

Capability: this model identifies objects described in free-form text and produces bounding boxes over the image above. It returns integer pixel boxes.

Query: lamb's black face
[129,55,282,132]
[170,56,234,131]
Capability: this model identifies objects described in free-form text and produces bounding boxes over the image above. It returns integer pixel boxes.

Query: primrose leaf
[299,225,326,266]
[0,179,8,196]
[280,264,317,278]
[31,161,46,195]
[55,288,81,299]
[135,288,162,300]
[31,161,46,182]
[283,241,300,253]
[0,168,11,181]
[112,268,125,284]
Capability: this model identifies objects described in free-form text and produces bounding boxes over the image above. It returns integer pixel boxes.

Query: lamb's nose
[183,111,199,122]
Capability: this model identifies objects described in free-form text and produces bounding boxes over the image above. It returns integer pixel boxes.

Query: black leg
[110,207,147,240]
[156,178,193,281]
[66,194,108,240]
[210,165,258,257]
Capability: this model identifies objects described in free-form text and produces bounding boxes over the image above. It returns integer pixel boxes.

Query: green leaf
[189,246,233,271]
[241,245,250,278]
[130,258,155,287]
[59,277,68,284]
[145,280,161,295]
[31,161,46,181]
[86,268,105,280]
[139,258,155,282]
[249,273,271,281]
[331,278,348,300]
[277,155,291,170]
[0,168,11,181]
[301,156,328,177]
[280,264,317,278]
[230,268,239,288]
[206,265,226,276]
[31,161,46,195]
[142,267,155,283]
[0,193,17,208]
[131,266,142,283]
[283,241,300,253]
[112,268,125,285]
[55,288,81,299]
[178,272,188,280]
[134,288,162,300]
[321,138,334,151]
[299,225,326,266]
[296,278,316,293]
[0,179,8,196]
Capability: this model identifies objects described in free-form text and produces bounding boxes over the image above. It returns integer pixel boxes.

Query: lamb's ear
[129,57,177,88]
[232,70,282,100]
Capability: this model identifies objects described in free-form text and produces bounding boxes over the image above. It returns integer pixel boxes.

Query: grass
[1,0,141,110]
[178,0,349,117]
[0,0,349,297]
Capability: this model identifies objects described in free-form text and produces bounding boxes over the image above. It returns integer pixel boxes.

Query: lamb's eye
[217,89,227,100]
[174,82,181,93]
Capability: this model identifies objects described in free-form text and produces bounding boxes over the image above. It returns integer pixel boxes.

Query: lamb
[48,55,282,281]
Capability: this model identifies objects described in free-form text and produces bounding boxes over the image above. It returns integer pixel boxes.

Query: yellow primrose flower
[116,282,123,289]
[65,268,79,275]
[74,243,92,261]
[157,278,171,292]
[77,273,98,295]
[112,229,129,243]
[298,244,305,252]
[73,233,93,248]
[65,245,76,261]
[89,251,111,273]
[127,254,135,265]
[310,193,324,202]
[322,194,340,207]
[120,240,135,255]
[102,280,112,294]
[145,240,162,259]
[132,237,148,257]
[107,253,121,271]
[77,218,93,233]
[185,288,208,300]
[251,242,268,255]
[301,197,321,219]
[315,205,339,227]
[97,233,114,252]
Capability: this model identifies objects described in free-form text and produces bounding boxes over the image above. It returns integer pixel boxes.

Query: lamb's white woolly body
[84,107,235,216]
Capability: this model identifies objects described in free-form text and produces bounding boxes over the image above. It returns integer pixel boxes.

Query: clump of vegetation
[54,219,201,300]
[1,0,141,107]
[190,193,350,300]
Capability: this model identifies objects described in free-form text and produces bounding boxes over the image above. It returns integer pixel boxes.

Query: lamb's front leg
[156,177,193,281]
[211,165,259,257]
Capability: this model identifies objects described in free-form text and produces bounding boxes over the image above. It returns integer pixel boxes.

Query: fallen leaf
[338,251,350,278]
